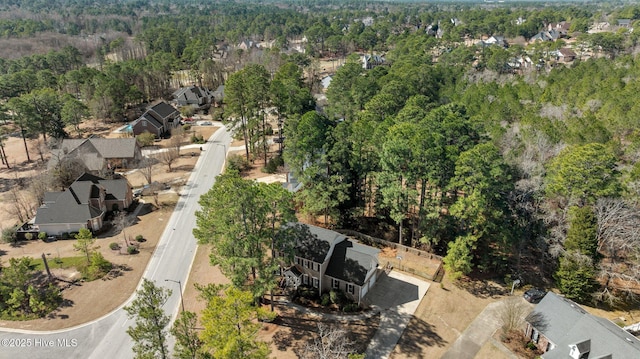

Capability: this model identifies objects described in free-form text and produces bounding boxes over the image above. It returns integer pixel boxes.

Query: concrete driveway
[364,271,430,359]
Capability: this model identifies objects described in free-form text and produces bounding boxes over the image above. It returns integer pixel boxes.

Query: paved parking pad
[364,271,430,359]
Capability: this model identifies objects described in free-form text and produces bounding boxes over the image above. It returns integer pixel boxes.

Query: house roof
[34,187,103,225]
[325,239,379,286]
[49,138,140,171]
[173,86,213,103]
[135,113,164,129]
[294,224,338,263]
[528,292,640,359]
[558,48,577,58]
[34,173,129,227]
[149,102,179,119]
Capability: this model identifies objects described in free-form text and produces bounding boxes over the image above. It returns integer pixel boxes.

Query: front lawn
[31,256,87,271]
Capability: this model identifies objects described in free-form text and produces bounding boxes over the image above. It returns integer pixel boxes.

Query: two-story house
[130,101,181,137]
[282,224,380,306]
[49,137,142,173]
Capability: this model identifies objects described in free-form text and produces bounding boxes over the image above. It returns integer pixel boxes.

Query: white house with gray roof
[525,292,640,359]
[281,223,380,306]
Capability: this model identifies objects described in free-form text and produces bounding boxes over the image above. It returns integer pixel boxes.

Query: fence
[336,229,444,282]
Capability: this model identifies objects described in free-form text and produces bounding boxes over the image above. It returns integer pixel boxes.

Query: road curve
[0,126,233,359]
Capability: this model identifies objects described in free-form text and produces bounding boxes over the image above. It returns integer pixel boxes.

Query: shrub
[329,289,346,306]
[1,226,17,243]
[227,154,248,172]
[135,234,144,242]
[263,155,284,174]
[38,232,47,240]
[137,132,156,147]
[81,252,113,281]
[24,232,33,240]
[182,124,191,131]
[127,245,138,254]
[320,293,331,307]
[109,242,120,250]
[191,134,205,144]
[343,303,359,313]
[60,232,70,239]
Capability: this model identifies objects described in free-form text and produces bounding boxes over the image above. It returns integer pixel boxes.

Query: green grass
[31,256,87,271]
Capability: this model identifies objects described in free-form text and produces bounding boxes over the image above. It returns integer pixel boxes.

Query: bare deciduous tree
[499,297,530,333]
[158,148,179,172]
[301,324,361,359]
[114,211,134,247]
[139,157,154,185]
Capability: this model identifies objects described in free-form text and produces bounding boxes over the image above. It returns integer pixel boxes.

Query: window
[315,263,320,271]
[303,274,309,285]
[312,277,319,288]
[347,283,354,294]
[295,257,301,265]
[332,278,339,289]
[303,260,309,269]
[142,120,147,127]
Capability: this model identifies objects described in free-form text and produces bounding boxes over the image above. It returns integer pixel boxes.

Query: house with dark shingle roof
[33,173,133,236]
[49,138,142,173]
[172,85,213,110]
[130,101,181,137]
[281,223,379,305]
[525,292,640,359]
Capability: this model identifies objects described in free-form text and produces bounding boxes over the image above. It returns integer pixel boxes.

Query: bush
[24,232,33,240]
[263,155,283,174]
[329,289,346,306]
[320,293,331,307]
[60,232,70,239]
[191,134,205,144]
[80,252,113,281]
[182,124,191,131]
[227,154,248,172]
[342,303,359,313]
[135,234,144,242]
[1,226,17,243]
[109,242,120,250]
[38,232,47,240]
[127,245,138,254]
[136,132,156,147]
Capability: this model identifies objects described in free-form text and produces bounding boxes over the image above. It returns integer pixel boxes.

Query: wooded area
[3,0,640,310]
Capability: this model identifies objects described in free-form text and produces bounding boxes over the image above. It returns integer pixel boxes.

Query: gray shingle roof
[325,239,379,285]
[49,138,139,171]
[529,292,640,359]
[34,188,103,225]
[150,102,179,119]
[294,224,336,263]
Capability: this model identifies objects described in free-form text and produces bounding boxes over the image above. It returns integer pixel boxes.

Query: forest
[2,0,640,307]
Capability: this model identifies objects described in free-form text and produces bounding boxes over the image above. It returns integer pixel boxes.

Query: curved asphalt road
[0,126,232,359]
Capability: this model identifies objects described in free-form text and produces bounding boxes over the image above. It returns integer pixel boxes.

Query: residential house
[524,292,640,358]
[477,35,509,48]
[362,54,385,70]
[320,75,333,91]
[548,21,571,37]
[530,29,561,42]
[557,48,577,63]
[49,137,142,173]
[130,101,181,137]
[238,39,256,51]
[618,19,632,28]
[282,224,380,305]
[33,173,133,236]
[172,85,214,110]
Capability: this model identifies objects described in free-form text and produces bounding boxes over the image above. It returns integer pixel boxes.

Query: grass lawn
[30,256,86,271]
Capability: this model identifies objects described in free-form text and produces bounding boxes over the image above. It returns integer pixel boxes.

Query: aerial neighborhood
[2,1,640,358]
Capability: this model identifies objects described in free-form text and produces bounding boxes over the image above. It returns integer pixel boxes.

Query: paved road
[0,127,232,359]
[365,271,430,359]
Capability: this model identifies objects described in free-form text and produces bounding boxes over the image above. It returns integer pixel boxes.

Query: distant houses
[362,54,385,70]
